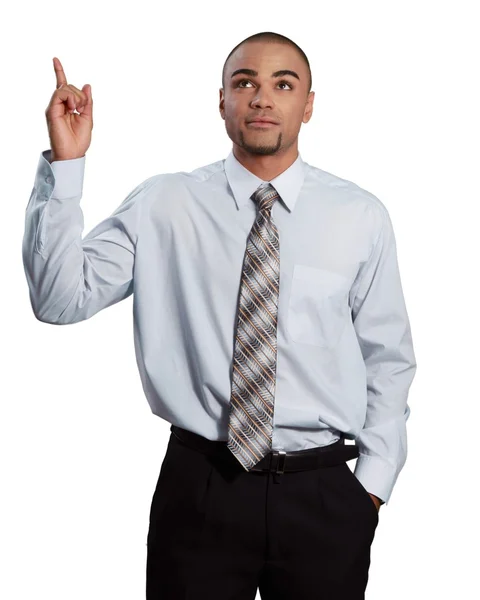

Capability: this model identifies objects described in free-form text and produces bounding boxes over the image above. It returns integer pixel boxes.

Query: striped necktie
[227,183,280,471]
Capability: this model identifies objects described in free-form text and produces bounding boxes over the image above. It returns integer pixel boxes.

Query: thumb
[79,84,93,118]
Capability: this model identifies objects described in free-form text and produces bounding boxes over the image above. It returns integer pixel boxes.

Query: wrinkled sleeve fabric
[22,149,157,324]
[350,202,417,505]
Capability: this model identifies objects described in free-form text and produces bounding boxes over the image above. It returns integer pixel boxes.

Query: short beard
[238,131,283,155]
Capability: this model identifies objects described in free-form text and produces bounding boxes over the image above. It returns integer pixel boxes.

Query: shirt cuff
[35,149,86,200]
[353,454,398,505]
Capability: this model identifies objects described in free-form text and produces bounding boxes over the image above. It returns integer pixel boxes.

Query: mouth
[246,121,279,129]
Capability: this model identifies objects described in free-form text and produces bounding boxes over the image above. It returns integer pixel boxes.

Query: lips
[247,117,280,130]
[247,121,278,128]
[248,117,279,124]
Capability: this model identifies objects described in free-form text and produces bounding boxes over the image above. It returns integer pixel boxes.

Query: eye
[236,79,293,90]
[237,79,253,88]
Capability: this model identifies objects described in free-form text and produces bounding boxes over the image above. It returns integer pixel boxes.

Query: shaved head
[222,31,312,95]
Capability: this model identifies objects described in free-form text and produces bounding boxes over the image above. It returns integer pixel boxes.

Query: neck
[232,145,299,181]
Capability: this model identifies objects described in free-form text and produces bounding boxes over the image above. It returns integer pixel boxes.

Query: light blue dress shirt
[23,148,417,505]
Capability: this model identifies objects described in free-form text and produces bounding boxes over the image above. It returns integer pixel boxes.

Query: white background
[2,0,479,598]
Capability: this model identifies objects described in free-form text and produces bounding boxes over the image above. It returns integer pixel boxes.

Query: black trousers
[146,425,379,599]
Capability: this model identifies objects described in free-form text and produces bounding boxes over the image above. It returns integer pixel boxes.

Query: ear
[219,88,225,120]
[303,90,314,123]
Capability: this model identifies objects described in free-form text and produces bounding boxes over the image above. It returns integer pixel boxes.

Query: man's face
[219,42,314,156]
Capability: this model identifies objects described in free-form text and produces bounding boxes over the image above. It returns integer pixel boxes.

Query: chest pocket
[287,264,351,348]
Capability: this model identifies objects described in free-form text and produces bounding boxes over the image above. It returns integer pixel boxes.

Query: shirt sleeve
[350,202,417,505]
[22,148,158,324]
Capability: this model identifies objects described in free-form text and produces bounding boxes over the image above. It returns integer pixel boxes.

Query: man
[23,31,417,599]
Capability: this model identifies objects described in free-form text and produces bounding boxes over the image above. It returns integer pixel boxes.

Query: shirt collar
[224,149,307,212]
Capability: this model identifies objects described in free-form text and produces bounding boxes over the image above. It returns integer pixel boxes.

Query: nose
[250,88,274,110]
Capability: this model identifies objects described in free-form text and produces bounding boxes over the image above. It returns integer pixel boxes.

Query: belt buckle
[270,450,287,474]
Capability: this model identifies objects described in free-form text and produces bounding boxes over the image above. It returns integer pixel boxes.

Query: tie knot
[251,183,280,214]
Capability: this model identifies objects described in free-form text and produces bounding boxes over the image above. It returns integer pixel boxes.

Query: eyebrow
[230,68,300,81]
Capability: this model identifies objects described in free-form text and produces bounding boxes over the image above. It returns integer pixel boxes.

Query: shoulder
[304,162,388,212]
[147,157,225,189]
[304,161,390,226]
[134,158,225,214]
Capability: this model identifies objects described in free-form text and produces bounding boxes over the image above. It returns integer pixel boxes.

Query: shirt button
[45,176,53,184]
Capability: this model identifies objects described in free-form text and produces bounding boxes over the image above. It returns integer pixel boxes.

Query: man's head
[219,32,314,160]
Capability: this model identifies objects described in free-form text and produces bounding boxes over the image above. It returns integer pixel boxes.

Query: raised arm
[23,58,157,324]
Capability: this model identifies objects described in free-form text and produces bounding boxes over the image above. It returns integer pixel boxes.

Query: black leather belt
[170,424,359,474]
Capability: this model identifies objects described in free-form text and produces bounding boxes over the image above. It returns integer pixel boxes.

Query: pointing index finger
[53,57,67,88]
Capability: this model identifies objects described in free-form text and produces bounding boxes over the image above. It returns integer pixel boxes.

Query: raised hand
[44,57,93,161]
